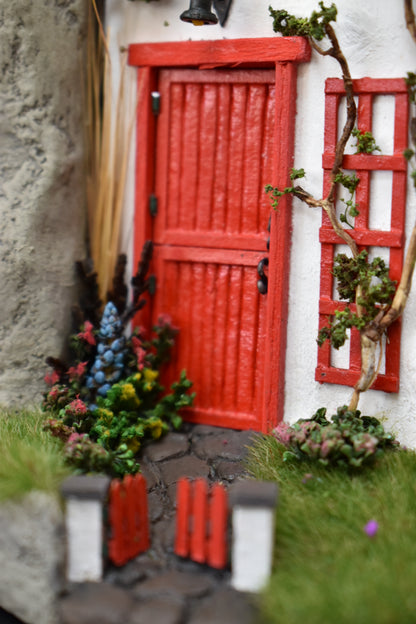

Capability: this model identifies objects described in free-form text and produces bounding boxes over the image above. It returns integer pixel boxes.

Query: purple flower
[364,519,379,538]
[302,473,313,484]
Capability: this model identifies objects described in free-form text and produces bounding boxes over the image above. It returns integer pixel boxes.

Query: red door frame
[128,37,310,432]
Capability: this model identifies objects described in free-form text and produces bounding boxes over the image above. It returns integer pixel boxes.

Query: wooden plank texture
[129,37,311,68]
[132,44,307,431]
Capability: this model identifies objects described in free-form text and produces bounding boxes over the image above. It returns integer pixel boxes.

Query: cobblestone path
[59,424,262,624]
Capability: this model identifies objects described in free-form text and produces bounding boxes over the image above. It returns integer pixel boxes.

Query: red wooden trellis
[175,477,229,569]
[316,78,409,392]
[108,473,150,566]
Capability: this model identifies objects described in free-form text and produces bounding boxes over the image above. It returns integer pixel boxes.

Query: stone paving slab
[132,570,214,600]
[188,587,258,624]
[213,459,246,481]
[59,583,135,624]
[159,454,211,486]
[142,433,189,462]
[139,459,162,490]
[127,597,185,624]
[192,430,256,462]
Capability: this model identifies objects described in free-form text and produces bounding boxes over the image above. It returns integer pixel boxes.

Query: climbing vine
[266,2,416,412]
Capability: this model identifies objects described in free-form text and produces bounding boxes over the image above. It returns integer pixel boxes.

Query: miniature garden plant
[267,2,416,412]
[43,243,195,478]
[272,405,398,469]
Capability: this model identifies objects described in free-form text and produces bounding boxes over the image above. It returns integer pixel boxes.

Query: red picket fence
[174,477,229,569]
[108,473,150,566]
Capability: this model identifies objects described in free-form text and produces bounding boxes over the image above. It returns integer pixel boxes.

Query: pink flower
[272,422,292,447]
[364,519,379,538]
[67,361,88,382]
[66,398,88,416]
[157,313,172,327]
[67,432,87,444]
[156,314,178,331]
[131,336,146,370]
[48,386,60,400]
[77,321,96,345]
[44,370,60,386]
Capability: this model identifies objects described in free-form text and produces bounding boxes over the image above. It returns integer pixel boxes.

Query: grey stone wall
[0,491,64,624]
[0,0,88,405]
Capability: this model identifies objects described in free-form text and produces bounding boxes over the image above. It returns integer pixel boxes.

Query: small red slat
[323,94,339,153]
[394,93,409,151]
[354,170,370,231]
[322,153,407,172]
[175,478,192,557]
[135,474,150,552]
[319,227,404,248]
[108,480,127,567]
[349,327,362,372]
[315,365,399,393]
[207,484,228,569]
[190,479,208,564]
[357,94,373,131]
[123,475,137,561]
[325,77,407,94]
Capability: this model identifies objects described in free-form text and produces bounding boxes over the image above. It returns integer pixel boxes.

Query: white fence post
[60,475,110,583]
[230,480,279,593]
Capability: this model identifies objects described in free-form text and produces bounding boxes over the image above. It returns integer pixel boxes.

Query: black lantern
[180,0,218,26]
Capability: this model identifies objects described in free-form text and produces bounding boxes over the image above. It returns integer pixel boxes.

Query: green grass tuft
[0,407,72,502]
[246,434,416,624]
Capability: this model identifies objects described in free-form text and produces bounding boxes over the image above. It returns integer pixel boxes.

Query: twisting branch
[351,2,416,402]
[269,3,407,412]
[405,0,416,43]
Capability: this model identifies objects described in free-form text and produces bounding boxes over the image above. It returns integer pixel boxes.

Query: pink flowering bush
[43,313,194,478]
[272,406,398,468]
[42,245,194,478]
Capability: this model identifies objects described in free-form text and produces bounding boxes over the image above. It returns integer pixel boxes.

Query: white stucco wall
[105,0,416,446]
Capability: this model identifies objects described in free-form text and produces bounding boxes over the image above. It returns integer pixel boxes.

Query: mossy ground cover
[0,408,71,502]
[246,434,416,624]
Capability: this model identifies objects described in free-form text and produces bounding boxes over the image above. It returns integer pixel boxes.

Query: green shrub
[43,310,194,478]
[272,406,398,468]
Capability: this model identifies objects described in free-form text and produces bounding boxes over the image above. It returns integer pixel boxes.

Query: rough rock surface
[0,0,88,405]
[59,423,261,624]
[0,491,65,624]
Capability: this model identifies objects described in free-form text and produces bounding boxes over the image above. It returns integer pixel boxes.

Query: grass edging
[246,434,416,624]
[0,407,72,502]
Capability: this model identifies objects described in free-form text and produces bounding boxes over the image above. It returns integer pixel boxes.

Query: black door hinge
[151,91,161,116]
[149,194,158,217]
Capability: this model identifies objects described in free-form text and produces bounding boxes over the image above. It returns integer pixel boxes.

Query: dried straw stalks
[85,0,136,303]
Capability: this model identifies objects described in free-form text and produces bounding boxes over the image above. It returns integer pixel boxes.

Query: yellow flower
[144,368,159,383]
[120,382,141,408]
[148,419,163,440]
[126,438,141,453]
[134,373,142,382]
[97,408,114,425]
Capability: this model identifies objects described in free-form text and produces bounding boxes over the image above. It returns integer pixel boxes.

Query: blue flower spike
[85,301,126,399]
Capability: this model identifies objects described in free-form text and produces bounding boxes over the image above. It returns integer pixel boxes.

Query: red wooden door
[128,38,310,432]
[151,69,274,431]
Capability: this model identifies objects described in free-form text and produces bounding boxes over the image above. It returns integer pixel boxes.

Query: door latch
[257,257,269,295]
